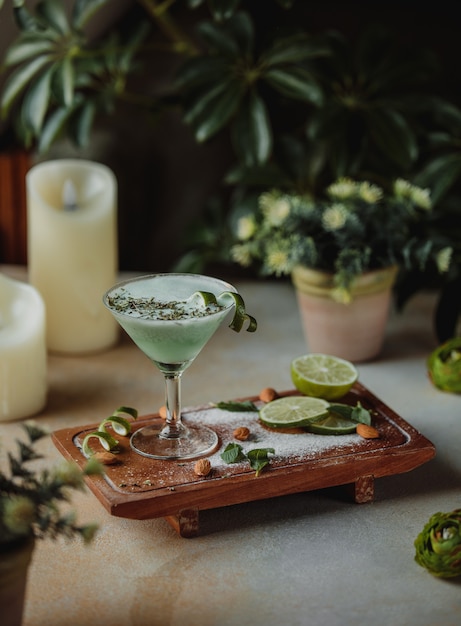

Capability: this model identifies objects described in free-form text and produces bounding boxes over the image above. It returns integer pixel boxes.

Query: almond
[259,387,278,403]
[233,426,250,441]
[158,405,167,419]
[93,451,120,465]
[356,423,380,439]
[194,459,212,477]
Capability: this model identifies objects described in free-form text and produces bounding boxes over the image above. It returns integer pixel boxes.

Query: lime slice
[291,353,358,400]
[304,412,358,435]
[259,396,330,429]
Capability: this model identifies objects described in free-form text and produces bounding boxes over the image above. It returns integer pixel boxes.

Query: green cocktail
[103,273,256,460]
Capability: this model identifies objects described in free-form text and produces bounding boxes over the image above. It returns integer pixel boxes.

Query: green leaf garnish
[247,448,275,476]
[215,400,258,412]
[220,443,275,476]
[329,402,372,426]
[220,442,246,464]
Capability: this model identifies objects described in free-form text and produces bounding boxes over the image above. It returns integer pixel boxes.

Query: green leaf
[72,0,110,29]
[232,90,272,166]
[224,11,254,57]
[416,154,461,205]
[182,81,229,125]
[37,105,72,153]
[197,20,240,57]
[36,0,70,35]
[247,448,275,476]
[0,54,53,117]
[21,64,55,134]
[215,400,258,412]
[366,107,418,170]
[70,99,96,147]
[197,12,254,58]
[328,402,372,426]
[193,81,245,142]
[174,57,228,90]
[208,0,241,21]
[261,34,329,66]
[13,3,41,32]
[264,67,323,104]
[54,56,74,107]
[220,442,246,464]
[2,36,55,66]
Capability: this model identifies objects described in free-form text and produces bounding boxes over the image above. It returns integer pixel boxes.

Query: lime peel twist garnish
[192,290,257,333]
[82,406,138,457]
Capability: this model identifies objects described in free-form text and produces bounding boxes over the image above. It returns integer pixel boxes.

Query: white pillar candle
[0,272,47,421]
[26,159,118,354]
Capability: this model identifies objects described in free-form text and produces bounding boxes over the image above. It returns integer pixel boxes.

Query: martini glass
[103,273,251,460]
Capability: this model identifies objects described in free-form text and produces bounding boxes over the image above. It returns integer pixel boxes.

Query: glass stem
[160,373,185,439]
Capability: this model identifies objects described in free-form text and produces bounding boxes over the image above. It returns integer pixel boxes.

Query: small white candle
[26,159,118,354]
[0,272,47,421]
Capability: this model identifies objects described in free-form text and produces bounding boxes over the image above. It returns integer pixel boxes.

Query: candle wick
[62,179,79,211]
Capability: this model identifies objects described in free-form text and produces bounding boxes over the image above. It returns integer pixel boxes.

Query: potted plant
[0,422,102,626]
[1,0,460,337]
[229,177,453,361]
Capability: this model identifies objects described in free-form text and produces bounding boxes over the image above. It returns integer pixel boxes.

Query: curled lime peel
[82,431,119,458]
[192,290,257,332]
[99,416,132,436]
[98,406,138,436]
[114,406,138,420]
[217,291,257,333]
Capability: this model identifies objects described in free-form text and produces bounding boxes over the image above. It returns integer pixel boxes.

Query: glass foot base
[130,423,219,460]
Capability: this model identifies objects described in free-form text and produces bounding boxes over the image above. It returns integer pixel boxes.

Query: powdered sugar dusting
[184,402,360,469]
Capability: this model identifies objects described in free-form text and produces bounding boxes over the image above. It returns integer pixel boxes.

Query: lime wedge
[291,353,358,400]
[259,396,330,429]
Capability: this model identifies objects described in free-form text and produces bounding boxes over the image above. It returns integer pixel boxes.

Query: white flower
[394,179,431,210]
[394,178,413,197]
[231,243,253,267]
[436,247,452,273]
[259,192,291,226]
[358,181,383,203]
[410,186,431,210]
[264,240,292,276]
[322,203,348,231]
[326,177,357,200]
[235,215,256,241]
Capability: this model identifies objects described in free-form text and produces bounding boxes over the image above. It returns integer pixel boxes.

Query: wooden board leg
[353,475,375,503]
[165,508,200,538]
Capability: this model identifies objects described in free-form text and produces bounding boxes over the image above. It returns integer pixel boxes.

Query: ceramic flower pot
[0,539,35,626]
[291,265,398,362]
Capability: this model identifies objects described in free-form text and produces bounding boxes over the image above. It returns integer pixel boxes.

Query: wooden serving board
[52,383,435,537]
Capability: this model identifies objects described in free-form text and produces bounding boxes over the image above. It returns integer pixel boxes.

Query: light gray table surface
[1,265,460,626]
